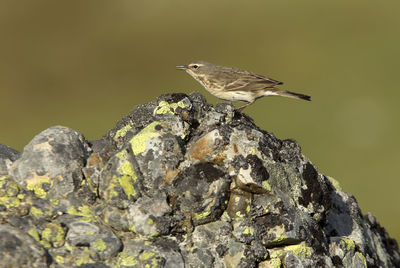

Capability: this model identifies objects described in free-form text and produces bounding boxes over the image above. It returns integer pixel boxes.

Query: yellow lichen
[262,181,272,192]
[117,252,138,266]
[50,198,59,205]
[41,223,65,247]
[284,244,312,258]
[155,101,185,115]
[26,173,53,199]
[114,125,133,140]
[355,252,367,267]
[327,176,342,191]
[118,175,137,200]
[93,238,107,251]
[129,121,162,155]
[67,205,94,222]
[116,157,137,199]
[193,211,211,221]
[30,206,43,216]
[140,251,155,261]
[55,255,64,264]
[243,226,254,235]
[28,228,40,242]
[341,237,356,251]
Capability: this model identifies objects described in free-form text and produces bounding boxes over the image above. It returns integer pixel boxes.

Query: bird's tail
[272,89,311,101]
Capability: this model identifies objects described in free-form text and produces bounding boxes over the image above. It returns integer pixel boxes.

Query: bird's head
[176,60,214,78]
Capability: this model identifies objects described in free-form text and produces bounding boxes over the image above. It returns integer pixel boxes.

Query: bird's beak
[176,65,188,70]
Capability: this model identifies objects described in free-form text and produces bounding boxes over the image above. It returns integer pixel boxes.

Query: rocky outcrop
[0,92,398,267]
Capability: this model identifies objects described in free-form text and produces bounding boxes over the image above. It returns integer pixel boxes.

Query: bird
[176,60,311,111]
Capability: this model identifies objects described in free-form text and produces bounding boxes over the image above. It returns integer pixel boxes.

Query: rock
[0,92,398,267]
[0,144,20,175]
[0,224,50,267]
[10,126,91,200]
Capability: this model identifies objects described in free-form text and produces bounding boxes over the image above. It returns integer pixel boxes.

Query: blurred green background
[1,1,399,242]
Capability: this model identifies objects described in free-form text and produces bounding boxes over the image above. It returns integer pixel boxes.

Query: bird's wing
[223,71,283,92]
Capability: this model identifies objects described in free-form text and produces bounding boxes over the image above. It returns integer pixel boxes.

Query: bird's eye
[191,65,199,69]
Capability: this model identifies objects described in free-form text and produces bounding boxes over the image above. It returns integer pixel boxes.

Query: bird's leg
[236,100,255,112]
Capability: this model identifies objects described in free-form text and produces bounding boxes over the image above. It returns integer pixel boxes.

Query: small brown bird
[176,60,311,111]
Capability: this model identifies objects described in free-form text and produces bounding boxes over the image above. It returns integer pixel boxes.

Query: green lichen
[28,228,40,242]
[0,175,7,187]
[140,251,155,260]
[193,211,211,221]
[41,223,65,247]
[39,240,51,248]
[114,125,133,140]
[93,238,107,251]
[149,231,160,238]
[30,206,43,216]
[266,225,293,246]
[235,211,246,219]
[75,248,95,265]
[118,157,135,175]
[355,252,367,267]
[341,237,356,251]
[246,205,251,213]
[65,242,72,251]
[262,180,272,192]
[270,234,289,245]
[243,226,254,235]
[155,100,185,115]
[50,198,59,205]
[104,150,138,201]
[269,258,282,268]
[181,122,190,140]
[129,121,162,155]
[118,175,137,200]
[41,227,52,241]
[327,176,342,191]
[117,252,138,266]
[115,156,137,199]
[26,175,53,199]
[67,205,94,222]
[55,255,64,264]
[0,195,20,208]
[147,218,154,225]
[6,181,19,196]
[284,244,312,258]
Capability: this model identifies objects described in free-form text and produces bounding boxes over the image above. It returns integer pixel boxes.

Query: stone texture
[0,92,398,267]
[0,144,20,176]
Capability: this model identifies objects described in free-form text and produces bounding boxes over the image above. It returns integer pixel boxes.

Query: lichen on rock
[0,92,398,267]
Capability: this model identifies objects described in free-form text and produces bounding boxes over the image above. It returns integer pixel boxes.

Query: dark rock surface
[0,92,398,267]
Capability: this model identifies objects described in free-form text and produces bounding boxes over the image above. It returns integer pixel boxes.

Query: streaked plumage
[176,60,310,111]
